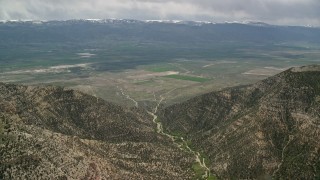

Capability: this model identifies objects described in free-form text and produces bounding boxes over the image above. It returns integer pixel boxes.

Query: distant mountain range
[0,19,316,28]
[1,65,320,179]
[0,19,267,26]
[1,19,319,45]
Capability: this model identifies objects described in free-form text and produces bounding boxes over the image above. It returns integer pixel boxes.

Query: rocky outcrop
[0,84,194,179]
[160,65,320,179]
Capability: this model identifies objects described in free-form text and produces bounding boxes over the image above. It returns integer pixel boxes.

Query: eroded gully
[147,96,211,179]
[118,88,211,179]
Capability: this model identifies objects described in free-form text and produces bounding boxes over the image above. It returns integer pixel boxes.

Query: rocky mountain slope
[0,84,195,179]
[1,65,320,179]
[159,65,320,179]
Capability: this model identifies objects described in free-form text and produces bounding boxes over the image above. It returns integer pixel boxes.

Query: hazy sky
[1,0,319,26]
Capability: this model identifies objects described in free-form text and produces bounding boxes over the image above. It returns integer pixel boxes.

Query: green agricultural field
[164,74,211,82]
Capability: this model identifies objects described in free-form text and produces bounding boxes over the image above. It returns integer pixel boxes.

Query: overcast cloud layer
[0,0,319,26]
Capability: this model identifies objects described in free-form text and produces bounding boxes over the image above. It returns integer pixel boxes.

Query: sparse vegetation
[0,83,195,179]
[207,175,217,180]
[134,80,153,85]
[147,67,174,72]
[164,74,210,82]
[0,120,4,144]
[192,162,217,180]
[192,163,205,179]
[160,66,320,179]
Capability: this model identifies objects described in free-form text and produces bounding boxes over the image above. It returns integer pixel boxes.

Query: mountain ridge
[159,65,320,179]
[0,83,195,179]
[0,19,318,28]
[1,18,319,45]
